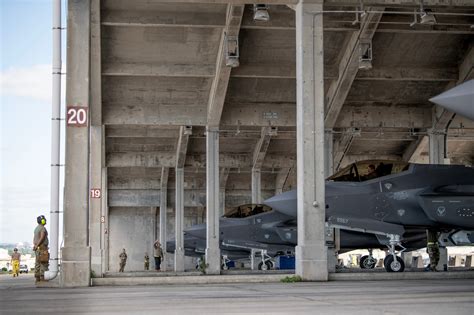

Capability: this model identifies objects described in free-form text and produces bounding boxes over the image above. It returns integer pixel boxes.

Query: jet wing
[327,215,405,237]
[222,239,272,250]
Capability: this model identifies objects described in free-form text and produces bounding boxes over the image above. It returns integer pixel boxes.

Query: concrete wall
[108,206,204,272]
[108,207,156,272]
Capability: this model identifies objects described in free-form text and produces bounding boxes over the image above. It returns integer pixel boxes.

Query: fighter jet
[430,79,474,120]
[167,160,474,272]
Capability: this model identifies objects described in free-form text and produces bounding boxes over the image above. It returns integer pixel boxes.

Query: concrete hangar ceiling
[99,0,474,211]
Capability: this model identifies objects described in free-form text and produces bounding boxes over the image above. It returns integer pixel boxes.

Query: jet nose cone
[264,189,297,217]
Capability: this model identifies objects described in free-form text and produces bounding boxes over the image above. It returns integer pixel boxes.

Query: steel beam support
[206,127,221,274]
[295,0,328,281]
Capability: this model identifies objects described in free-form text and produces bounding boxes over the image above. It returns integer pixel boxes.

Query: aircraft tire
[258,261,273,271]
[359,255,376,269]
[384,255,405,272]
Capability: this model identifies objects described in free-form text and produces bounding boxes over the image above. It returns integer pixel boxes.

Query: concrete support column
[295,0,328,281]
[174,168,185,272]
[251,168,262,204]
[151,206,157,246]
[428,131,448,270]
[89,126,103,276]
[428,130,445,164]
[206,127,221,274]
[61,0,91,287]
[324,130,337,272]
[324,131,334,178]
[160,168,168,271]
[101,167,108,273]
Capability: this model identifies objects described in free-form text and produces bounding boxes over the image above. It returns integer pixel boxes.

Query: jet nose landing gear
[384,234,406,272]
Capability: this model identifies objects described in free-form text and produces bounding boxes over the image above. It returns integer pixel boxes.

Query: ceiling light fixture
[419,1,437,25]
[358,40,373,70]
[224,33,240,68]
[253,4,270,22]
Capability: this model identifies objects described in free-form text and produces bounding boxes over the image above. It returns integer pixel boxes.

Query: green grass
[280,275,303,283]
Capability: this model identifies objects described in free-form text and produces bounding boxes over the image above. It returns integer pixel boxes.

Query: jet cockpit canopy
[224,204,273,218]
[328,160,410,182]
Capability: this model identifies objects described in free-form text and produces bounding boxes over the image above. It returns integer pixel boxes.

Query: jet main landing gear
[359,249,377,269]
[384,234,406,272]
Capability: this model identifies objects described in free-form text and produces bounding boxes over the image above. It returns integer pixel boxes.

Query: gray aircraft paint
[430,79,474,120]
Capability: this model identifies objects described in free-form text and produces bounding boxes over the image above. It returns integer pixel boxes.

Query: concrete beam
[107,152,296,169]
[207,5,244,127]
[150,0,298,4]
[102,62,216,78]
[101,3,227,27]
[356,68,458,82]
[253,127,273,169]
[336,105,432,129]
[108,189,275,208]
[176,126,192,168]
[459,44,474,82]
[104,104,208,126]
[139,0,474,5]
[106,126,180,138]
[219,168,230,190]
[334,130,355,171]
[325,8,384,129]
[275,168,291,195]
[220,102,296,127]
[403,135,429,163]
[323,0,474,7]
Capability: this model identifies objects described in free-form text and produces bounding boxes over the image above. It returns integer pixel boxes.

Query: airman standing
[11,248,21,277]
[119,248,127,272]
[33,215,49,283]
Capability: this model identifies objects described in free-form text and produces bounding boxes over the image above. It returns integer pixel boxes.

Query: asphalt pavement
[1,274,474,314]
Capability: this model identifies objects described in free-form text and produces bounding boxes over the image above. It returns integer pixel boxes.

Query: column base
[205,247,221,275]
[60,246,91,287]
[437,247,448,271]
[296,244,328,281]
[327,249,337,273]
[174,248,185,272]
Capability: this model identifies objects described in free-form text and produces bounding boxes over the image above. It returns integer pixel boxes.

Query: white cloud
[0,64,66,102]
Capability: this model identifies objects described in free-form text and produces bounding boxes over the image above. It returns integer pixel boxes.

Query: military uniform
[154,242,164,271]
[426,229,440,271]
[33,224,49,281]
[144,254,150,270]
[119,250,127,272]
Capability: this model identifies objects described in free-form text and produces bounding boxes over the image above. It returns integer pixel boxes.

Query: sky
[1,0,67,244]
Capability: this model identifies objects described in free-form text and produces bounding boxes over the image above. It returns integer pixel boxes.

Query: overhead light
[358,40,372,70]
[224,33,239,68]
[419,1,436,25]
[420,9,437,25]
[253,4,270,22]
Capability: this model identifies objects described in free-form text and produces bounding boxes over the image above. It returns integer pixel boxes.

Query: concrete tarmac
[1,274,474,314]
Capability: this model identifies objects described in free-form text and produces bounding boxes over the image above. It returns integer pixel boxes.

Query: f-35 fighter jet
[167,160,474,272]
